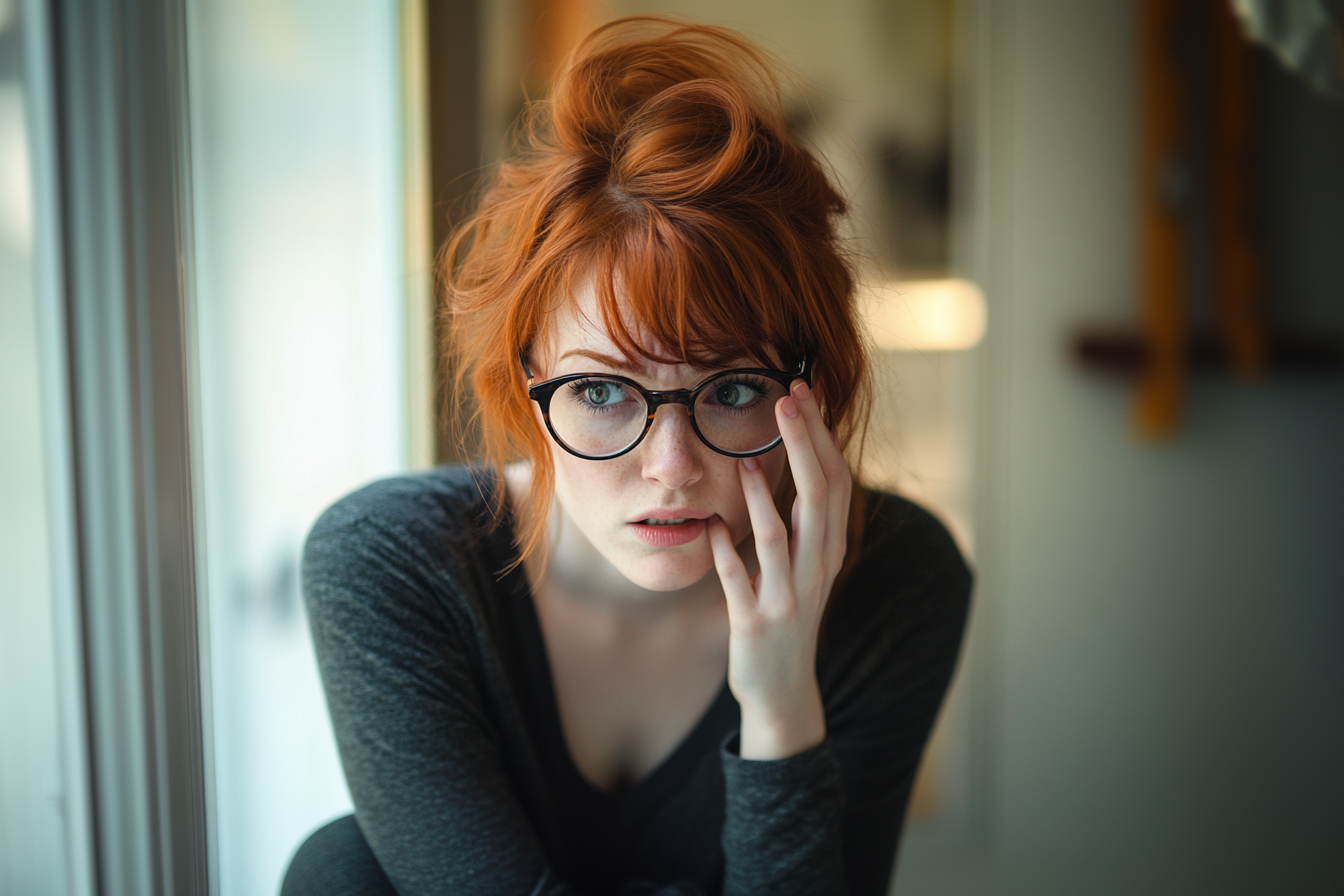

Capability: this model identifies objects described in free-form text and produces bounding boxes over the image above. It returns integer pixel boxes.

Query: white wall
[896,1,1344,893]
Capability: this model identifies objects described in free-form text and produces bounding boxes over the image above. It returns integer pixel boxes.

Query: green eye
[714,383,756,407]
[584,382,622,405]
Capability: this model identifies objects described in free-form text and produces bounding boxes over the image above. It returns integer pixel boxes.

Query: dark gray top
[303,465,971,896]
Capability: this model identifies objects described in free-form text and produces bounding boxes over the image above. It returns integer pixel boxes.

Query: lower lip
[629,518,708,547]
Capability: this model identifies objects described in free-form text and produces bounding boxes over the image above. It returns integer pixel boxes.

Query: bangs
[544,204,813,373]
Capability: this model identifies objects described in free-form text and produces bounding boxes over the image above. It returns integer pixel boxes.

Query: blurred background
[2,0,1342,894]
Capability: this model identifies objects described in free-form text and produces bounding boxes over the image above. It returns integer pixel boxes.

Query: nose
[638,404,705,491]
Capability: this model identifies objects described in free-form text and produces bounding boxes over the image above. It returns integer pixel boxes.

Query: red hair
[441,15,873,566]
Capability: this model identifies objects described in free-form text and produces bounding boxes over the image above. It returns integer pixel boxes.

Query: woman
[284,16,971,896]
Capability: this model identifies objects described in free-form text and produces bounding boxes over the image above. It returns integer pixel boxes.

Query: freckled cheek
[554,456,601,507]
[551,447,638,534]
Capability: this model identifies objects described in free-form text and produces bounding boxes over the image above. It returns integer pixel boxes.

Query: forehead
[541,279,695,369]
[549,281,633,352]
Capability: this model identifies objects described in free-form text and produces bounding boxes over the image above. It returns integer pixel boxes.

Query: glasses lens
[547,377,648,457]
[694,373,789,454]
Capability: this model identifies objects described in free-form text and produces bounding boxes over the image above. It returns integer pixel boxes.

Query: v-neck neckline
[485,472,737,812]
[531,611,734,809]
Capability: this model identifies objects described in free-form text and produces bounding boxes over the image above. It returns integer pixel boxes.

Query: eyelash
[566,378,629,414]
[705,376,769,413]
[564,375,770,403]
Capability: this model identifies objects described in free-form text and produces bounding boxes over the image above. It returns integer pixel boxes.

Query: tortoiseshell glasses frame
[520,352,812,461]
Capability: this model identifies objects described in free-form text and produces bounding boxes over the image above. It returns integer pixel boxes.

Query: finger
[707,515,757,620]
[776,385,828,576]
[792,381,846,486]
[792,381,852,574]
[825,456,853,576]
[737,455,793,605]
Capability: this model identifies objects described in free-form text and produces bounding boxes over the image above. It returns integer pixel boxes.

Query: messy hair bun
[549,18,785,188]
[442,15,872,566]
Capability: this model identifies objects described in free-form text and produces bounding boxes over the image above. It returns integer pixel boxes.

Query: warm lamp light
[862,278,987,351]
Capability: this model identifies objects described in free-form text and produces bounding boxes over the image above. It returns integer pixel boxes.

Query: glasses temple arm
[518,350,535,386]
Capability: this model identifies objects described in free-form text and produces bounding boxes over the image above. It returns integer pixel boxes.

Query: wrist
[737,688,826,760]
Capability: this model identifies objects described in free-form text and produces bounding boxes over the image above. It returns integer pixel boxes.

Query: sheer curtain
[186,3,410,893]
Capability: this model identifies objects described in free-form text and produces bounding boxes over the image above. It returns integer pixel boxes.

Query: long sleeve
[719,735,846,895]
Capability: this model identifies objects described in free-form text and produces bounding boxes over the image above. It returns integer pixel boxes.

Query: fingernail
[741,456,759,472]
[793,380,812,401]
[780,396,799,418]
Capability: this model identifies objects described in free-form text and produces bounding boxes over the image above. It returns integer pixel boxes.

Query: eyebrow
[556,349,651,375]
[555,348,766,376]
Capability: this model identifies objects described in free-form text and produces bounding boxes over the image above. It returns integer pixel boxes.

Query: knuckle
[717,560,744,583]
[757,522,789,551]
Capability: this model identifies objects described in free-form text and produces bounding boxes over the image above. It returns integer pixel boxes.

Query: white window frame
[24,0,213,893]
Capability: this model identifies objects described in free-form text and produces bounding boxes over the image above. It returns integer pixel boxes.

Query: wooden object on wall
[1134,0,1189,439]
[1076,0,1343,432]
[1074,328,1342,374]
[1209,0,1267,379]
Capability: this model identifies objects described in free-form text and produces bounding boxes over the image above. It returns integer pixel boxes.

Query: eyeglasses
[521,352,811,460]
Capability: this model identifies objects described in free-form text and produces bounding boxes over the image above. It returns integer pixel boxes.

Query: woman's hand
[707,379,853,760]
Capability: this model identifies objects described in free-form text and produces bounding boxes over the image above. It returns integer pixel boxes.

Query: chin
[614,545,717,592]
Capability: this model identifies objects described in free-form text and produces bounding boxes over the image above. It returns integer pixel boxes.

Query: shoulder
[306,465,496,562]
[302,465,510,620]
[850,488,972,606]
[307,464,495,546]
[817,487,973,701]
